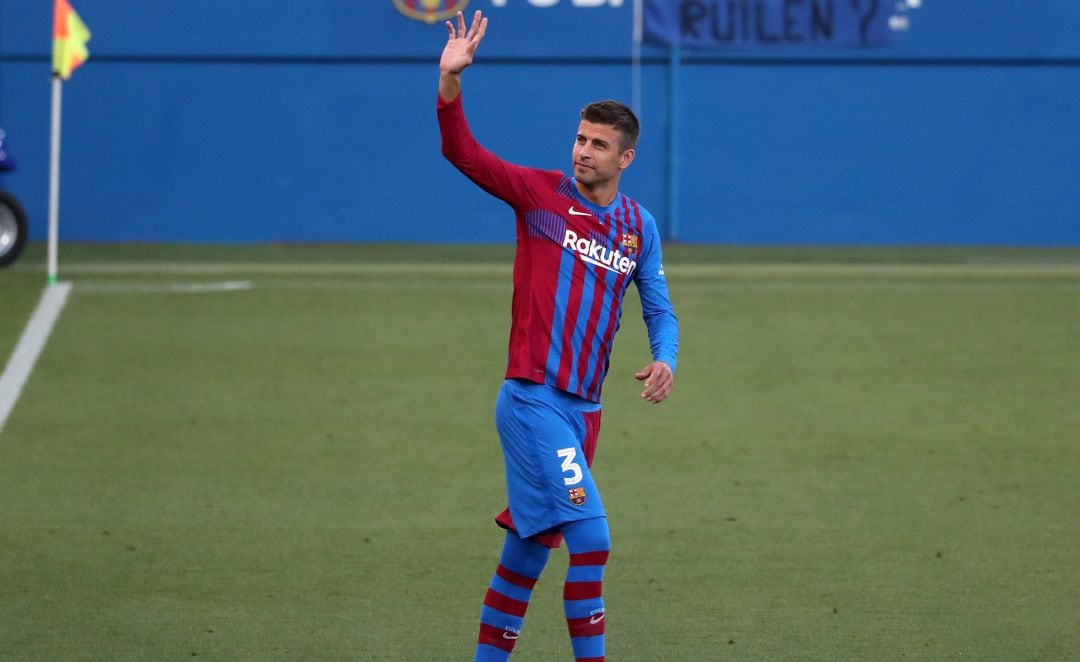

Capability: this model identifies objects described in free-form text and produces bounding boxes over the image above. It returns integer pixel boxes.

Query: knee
[563,516,610,554]
[500,530,552,577]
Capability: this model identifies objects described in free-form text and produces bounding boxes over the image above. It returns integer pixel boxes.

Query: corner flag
[53,0,91,80]
[48,0,91,283]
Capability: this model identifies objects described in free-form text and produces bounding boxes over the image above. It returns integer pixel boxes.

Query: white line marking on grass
[54,261,1080,279]
[673,281,1080,294]
[67,277,1073,296]
[666,263,1080,279]
[261,279,1080,294]
[76,280,253,294]
[256,279,509,292]
[59,262,513,277]
[0,283,72,438]
[242,279,1080,294]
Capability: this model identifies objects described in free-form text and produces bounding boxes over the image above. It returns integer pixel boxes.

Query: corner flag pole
[47,75,63,285]
[49,0,91,285]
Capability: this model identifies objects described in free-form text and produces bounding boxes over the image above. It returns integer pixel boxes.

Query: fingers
[638,362,674,404]
[474,16,488,44]
[473,13,490,44]
[448,11,487,46]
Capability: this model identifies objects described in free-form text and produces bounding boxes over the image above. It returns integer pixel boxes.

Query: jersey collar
[569,178,621,219]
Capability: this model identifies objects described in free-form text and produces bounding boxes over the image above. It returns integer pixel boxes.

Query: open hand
[440,10,488,75]
[635,361,674,404]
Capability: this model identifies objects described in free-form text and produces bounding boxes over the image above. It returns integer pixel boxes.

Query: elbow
[441,139,474,170]
[440,140,462,166]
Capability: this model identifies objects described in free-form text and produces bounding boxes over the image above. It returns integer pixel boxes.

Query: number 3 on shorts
[557,447,583,486]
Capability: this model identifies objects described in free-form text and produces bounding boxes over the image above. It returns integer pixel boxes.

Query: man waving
[437,11,680,662]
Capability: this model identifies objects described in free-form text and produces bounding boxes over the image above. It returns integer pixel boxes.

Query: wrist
[438,71,462,101]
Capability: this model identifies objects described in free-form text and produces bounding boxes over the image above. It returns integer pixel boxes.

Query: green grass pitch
[2,244,1079,660]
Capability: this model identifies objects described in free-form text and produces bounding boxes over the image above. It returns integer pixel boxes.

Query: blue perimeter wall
[0,0,1078,245]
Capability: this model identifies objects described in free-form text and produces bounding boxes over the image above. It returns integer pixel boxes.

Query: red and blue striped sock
[562,517,610,662]
[475,530,551,662]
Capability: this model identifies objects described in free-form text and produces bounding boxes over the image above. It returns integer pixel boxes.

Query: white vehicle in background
[0,128,28,267]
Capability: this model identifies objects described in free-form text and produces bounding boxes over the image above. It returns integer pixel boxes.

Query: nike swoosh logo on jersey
[568,206,592,216]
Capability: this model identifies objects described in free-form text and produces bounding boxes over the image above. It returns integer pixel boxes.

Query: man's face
[572,120,634,187]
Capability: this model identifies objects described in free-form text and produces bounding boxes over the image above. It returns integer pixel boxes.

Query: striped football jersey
[439,93,678,403]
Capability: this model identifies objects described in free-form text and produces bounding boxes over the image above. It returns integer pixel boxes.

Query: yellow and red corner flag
[52,0,91,79]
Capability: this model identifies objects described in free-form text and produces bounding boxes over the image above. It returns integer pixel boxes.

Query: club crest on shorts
[392,0,469,24]
[568,487,587,506]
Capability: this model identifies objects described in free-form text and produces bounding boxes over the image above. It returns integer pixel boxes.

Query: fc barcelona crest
[568,487,587,506]
[393,0,469,24]
[620,233,640,254]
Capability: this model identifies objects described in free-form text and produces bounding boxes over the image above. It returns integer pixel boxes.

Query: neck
[574,179,618,207]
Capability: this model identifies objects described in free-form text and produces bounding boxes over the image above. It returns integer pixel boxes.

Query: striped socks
[562,517,610,662]
[475,531,551,661]
[474,517,610,661]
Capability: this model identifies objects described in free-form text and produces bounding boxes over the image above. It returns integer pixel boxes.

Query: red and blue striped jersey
[439,93,678,403]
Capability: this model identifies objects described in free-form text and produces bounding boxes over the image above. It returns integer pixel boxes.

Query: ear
[619,148,635,171]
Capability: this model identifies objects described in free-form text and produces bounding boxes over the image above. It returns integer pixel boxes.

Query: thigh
[494,382,605,538]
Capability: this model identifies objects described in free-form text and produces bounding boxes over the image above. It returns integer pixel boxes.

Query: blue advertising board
[0,0,1078,245]
[644,0,899,49]
[4,1,1080,60]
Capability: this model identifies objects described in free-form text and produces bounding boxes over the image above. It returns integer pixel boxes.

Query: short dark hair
[580,100,639,152]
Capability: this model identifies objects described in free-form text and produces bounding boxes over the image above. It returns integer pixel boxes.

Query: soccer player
[437,11,679,662]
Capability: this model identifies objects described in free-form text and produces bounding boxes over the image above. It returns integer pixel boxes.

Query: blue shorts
[494,379,605,539]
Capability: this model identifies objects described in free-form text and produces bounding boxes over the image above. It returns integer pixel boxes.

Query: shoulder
[620,194,659,234]
[547,170,569,187]
[516,167,565,186]
[515,169,566,199]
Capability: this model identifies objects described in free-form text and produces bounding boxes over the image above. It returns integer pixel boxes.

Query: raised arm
[437,10,545,211]
[439,10,488,102]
